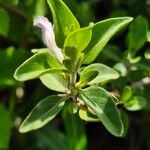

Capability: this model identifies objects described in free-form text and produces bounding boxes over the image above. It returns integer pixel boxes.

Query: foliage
[14,0,133,138]
[0,0,149,150]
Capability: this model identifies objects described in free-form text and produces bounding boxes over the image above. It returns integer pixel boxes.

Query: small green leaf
[121,86,132,102]
[80,86,123,137]
[0,103,12,149]
[47,0,80,47]
[14,51,62,81]
[40,73,69,92]
[126,16,147,53]
[144,50,150,60]
[126,52,142,64]
[19,95,67,133]
[78,69,98,86]
[63,27,92,70]
[64,27,92,55]
[125,96,146,111]
[114,63,127,77]
[0,9,9,37]
[84,17,133,64]
[79,108,100,122]
[80,63,119,85]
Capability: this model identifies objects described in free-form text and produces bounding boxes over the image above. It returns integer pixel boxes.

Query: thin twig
[1,3,27,20]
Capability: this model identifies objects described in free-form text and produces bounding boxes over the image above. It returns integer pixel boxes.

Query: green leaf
[121,86,132,102]
[47,0,80,47]
[64,27,92,55]
[0,47,29,89]
[113,63,127,77]
[0,9,9,37]
[0,103,12,149]
[79,63,119,85]
[80,86,123,137]
[83,17,133,64]
[126,52,142,64]
[144,50,150,60]
[63,27,92,70]
[14,51,62,81]
[120,111,129,136]
[40,73,69,93]
[19,95,67,133]
[31,48,49,54]
[79,108,100,122]
[125,96,146,111]
[126,16,147,53]
[78,69,98,86]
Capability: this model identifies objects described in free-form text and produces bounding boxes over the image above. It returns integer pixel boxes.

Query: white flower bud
[34,16,63,63]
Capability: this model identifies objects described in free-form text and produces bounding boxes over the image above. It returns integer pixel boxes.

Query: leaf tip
[127,17,134,22]
[115,71,120,79]
[13,69,23,82]
[19,121,32,133]
[19,124,26,133]
[13,70,18,81]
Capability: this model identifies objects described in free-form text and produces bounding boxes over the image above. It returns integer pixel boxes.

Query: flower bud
[34,16,63,63]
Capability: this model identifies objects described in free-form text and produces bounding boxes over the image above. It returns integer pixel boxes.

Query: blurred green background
[0,0,150,149]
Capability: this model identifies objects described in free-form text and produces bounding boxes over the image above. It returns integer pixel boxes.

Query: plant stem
[70,71,76,87]
[9,88,16,116]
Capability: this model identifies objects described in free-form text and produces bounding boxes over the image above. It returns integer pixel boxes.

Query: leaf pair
[14,50,69,93]
[121,86,146,111]
[63,26,92,71]
[14,50,69,91]
[48,0,133,67]
[14,51,62,81]
[19,86,126,137]
[62,17,133,69]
